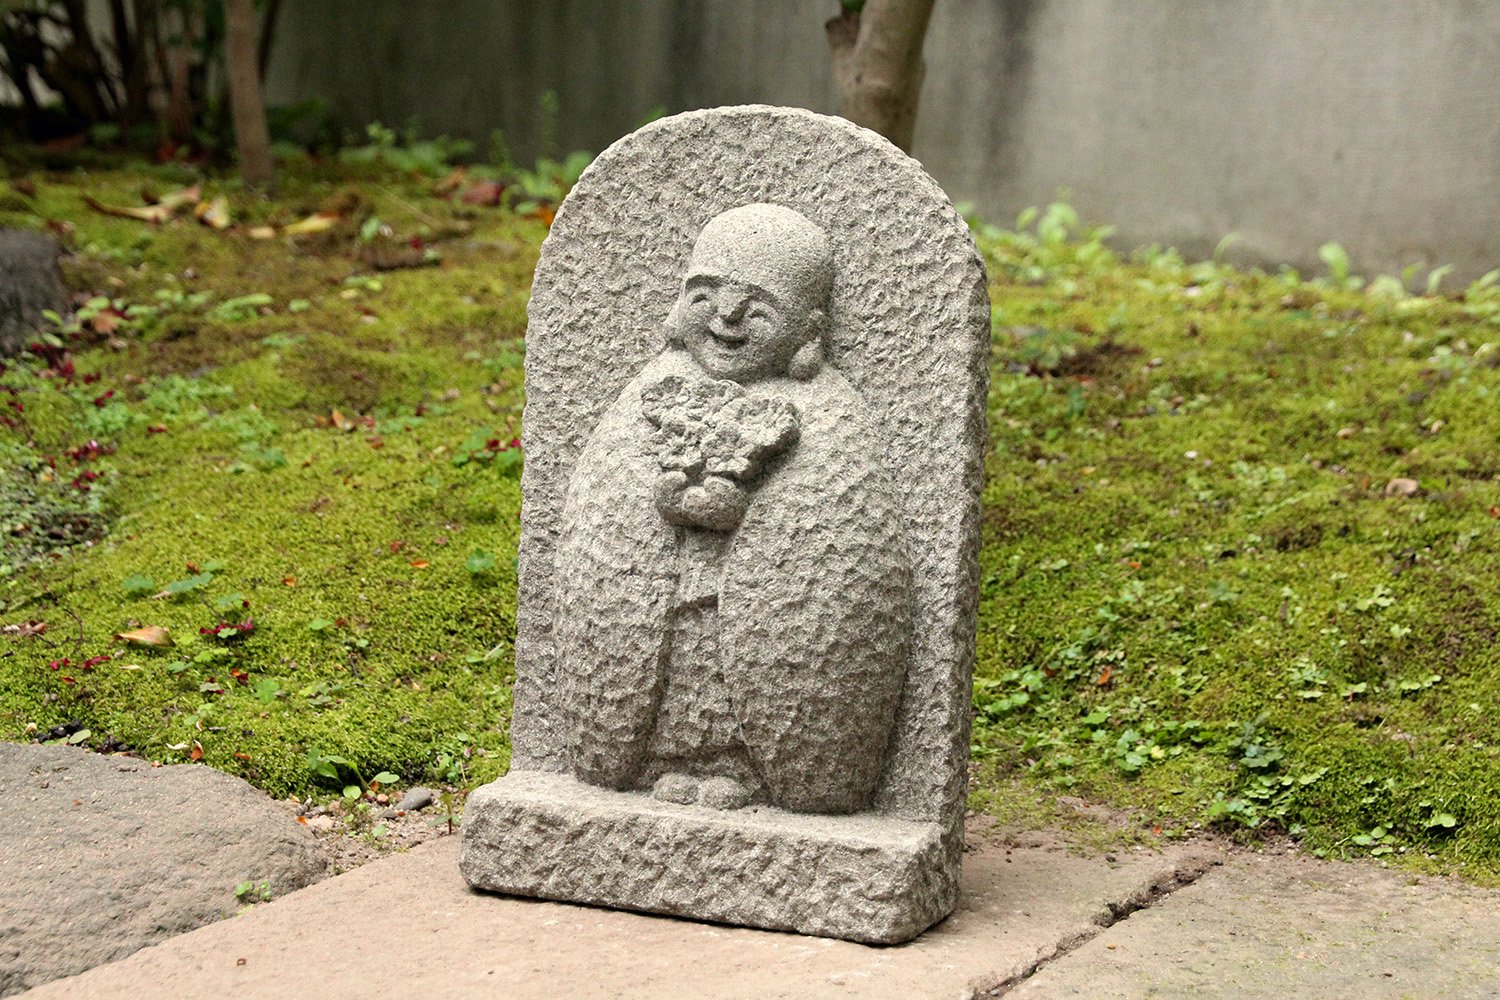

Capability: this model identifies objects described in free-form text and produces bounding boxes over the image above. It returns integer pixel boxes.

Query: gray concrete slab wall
[265,0,1500,280]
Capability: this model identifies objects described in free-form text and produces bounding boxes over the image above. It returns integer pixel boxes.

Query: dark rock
[396,786,435,812]
[0,229,66,357]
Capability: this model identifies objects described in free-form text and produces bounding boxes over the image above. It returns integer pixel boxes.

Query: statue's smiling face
[678,274,803,383]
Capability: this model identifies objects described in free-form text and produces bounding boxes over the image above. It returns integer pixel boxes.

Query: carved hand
[653,471,750,532]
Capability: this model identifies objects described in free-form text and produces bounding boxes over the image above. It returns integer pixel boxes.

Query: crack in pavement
[976,852,1224,998]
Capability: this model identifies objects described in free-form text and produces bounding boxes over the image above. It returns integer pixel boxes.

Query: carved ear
[788,337,823,381]
[806,306,828,339]
[787,307,827,380]
[664,298,685,349]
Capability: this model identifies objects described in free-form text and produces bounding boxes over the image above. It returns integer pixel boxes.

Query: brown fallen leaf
[195,195,232,230]
[284,211,339,235]
[460,180,506,207]
[190,741,204,761]
[90,309,122,335]
[433,167,467,196]
[330,409,356,432]
[1,620,47,638]
[409,559,430,569]
[357,239,438,271]
[154,184,201,212]
[83,195,173,224]
[114,625,175,647]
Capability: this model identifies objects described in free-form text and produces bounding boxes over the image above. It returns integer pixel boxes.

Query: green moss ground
[2,165,1497,882]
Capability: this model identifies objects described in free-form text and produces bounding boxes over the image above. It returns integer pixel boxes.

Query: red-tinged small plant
[200,617,255,642]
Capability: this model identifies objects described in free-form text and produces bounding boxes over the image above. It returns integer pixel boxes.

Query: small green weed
[234,879,273,904]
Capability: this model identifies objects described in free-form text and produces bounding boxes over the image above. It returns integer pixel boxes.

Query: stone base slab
[458,771,957,944]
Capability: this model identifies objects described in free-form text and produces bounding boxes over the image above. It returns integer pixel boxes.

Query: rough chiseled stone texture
[464,106,990,942]
[557,349,912,814]
[0,743,328,997]
[0,229,66,357]
[460,773,952,945]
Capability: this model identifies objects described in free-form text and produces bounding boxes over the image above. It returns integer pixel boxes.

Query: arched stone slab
[461,105,989,943]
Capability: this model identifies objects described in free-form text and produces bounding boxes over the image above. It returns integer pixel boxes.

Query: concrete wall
[265,0,1500,280]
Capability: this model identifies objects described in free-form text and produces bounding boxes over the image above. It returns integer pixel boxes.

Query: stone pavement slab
[18,832,1217,1000]
[999,852,1500,999]
[0,744,327,998]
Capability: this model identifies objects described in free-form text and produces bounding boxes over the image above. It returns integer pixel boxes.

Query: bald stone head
[669,204,833,383]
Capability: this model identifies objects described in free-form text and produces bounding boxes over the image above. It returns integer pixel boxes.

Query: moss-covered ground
[2,160,1497,883]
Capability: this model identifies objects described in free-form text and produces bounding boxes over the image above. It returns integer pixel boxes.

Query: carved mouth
[708,330,747,349]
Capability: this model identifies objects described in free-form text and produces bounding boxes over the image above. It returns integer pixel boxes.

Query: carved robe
[556,350,912,814]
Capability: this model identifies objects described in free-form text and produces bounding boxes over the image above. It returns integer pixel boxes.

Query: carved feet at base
[651,773,753,810]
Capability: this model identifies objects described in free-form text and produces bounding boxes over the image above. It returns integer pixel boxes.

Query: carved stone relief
[460,106,990,944]
[556,204,912,815]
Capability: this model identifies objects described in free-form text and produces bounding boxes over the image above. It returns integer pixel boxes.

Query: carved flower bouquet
[640,374,799,531]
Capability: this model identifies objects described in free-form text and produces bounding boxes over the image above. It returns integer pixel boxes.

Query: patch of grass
[0,161,539,796]
[3,166,1498,884]
[968,205,1500,882]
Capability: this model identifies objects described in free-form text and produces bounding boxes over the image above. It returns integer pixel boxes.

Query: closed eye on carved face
[677,276,802,383]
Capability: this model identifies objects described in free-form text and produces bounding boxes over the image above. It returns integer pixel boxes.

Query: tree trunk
[224,0,273,190]
[825,0,936,153]
[257,0,282,81]
[158,5,199,143]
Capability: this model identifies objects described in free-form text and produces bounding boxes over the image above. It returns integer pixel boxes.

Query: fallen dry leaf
[434,167,468,196]
[114,625,175,647]
[83,195,172,223]
[1384,477,1421,498]
[86,184,201,224]
[189,741,204,761]
[195,196,232,230]
[460,180,506,207]
[357,240,438,271]
[2,620,47,638]
[247,225,277,240]
[90,309,122,335]
[153,184,202,211]
[409,559,430,569]
[330,409,356,432]
[284,211,339,236]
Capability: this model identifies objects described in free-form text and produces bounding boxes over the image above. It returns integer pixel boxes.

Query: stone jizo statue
[461,106,989,945]
[558,203,911,815]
